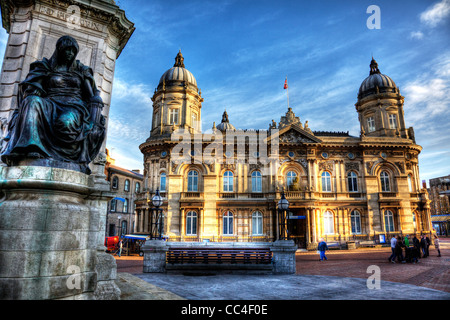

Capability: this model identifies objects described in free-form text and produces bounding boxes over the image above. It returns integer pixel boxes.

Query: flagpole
[285,76,290,108]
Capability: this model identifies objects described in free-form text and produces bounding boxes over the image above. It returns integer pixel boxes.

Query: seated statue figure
[1,35,105,174]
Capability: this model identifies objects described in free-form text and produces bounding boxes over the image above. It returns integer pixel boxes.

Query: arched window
[124,179,130,192]
[112,176,118,189]
[187,170,198,192]
[347,172,358,192]
[407,174,413,192]
[321,172,332,192]
[350,210,362,234]
[110,199,116,212]
[324,211,334,234]
[252,211,263,235]
[380,171,391,192]
[252,171,262,192]
[223,171,234,192]
[123,198,129,213]
[160,172,167,191]
[223,211,234,235]
[286,171,297,190]
[384,210,395,232]
[135,182,141,193]
[186,211,197,235]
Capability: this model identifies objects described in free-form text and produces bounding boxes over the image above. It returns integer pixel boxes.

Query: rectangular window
[160,173,166,192]
[170,109,179,125]
[367,117,375,132]
[192,112,198,130]
[389,114,397,129]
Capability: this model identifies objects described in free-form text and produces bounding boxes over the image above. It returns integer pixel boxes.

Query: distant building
[429,174,450,236]
[135,52,432,249]
[105,149,143,237]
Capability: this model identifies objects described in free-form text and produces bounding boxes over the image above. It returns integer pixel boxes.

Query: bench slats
[166,248,272,265]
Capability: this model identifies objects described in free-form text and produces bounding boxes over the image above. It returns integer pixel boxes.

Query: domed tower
[216,110,236,132]
[150,51,203,137]
[355,58,410,139]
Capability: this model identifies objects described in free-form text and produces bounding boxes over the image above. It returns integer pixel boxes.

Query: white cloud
[112,78,153,109]
[420,0,450,27]
[409,31,424,40]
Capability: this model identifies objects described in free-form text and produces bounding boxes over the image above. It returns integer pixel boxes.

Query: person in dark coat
[420,235,428,258]
[425,235,431,258]
[318,238,329,261]
[412,235,421,263]
[395,236,405,263]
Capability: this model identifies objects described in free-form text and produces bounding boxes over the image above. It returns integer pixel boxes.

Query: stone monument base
[0,165,119,300]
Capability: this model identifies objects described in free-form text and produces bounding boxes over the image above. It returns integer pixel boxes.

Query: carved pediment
[278,127,321,144]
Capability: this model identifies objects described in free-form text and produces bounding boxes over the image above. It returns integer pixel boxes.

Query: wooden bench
[165,247,273,273]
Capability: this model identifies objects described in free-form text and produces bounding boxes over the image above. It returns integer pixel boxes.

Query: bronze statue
[1,35,105,174]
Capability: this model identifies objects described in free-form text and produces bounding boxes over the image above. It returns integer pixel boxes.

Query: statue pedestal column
[271,240,297,274]
[0,165,118,300]
[142,240,168,273]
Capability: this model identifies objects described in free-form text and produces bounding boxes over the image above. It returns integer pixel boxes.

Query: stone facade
[105,149,144,237]
[135,56,432,250]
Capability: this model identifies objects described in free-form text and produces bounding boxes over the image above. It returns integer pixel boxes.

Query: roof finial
[370,57,381,75]
[174,50,185,68]
[222,110,229,123]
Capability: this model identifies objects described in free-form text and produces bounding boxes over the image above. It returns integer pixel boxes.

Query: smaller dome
[216,110,236,132]
[158,51,197,89]
[358,59,397,99]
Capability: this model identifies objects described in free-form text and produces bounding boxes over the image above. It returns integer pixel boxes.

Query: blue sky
[1,0,449,185]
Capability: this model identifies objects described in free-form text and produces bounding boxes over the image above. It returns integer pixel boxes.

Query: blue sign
[288,216,306,220]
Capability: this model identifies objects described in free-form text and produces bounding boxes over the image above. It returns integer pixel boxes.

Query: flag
[284,77,288,90]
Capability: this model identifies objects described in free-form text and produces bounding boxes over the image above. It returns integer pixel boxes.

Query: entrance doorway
[287,209,307,248]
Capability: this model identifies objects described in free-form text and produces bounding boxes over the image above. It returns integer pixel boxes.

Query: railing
[348,193,362,199]
[379,192,398,198]
[181,192,203,199]
[285,191,305,199]
[219,193,236,199]
[320,193,335,198]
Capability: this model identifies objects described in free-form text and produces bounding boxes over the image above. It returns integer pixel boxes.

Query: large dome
[358,59,397,100]
[158,51,197,89]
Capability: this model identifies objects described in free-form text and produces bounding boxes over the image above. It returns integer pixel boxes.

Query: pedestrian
[434,235,442,257]
[404,235,410,247]
[318,238,329,261]
[420,235,428,258]
[413,234,421,259]
[388,235,397,263]
[118,239,123,257]
[395,236,405,263]
[425,235,431,258]
[412,234,420,263]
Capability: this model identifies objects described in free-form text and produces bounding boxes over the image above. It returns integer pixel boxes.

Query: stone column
[271,240,297,274]
[142,240,168,273]
[0,166,103,299]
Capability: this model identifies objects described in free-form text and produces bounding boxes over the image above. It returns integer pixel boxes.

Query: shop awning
[431,215,450,222]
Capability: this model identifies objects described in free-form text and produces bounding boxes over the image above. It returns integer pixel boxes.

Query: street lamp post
[149,189,164,240]
[277,192,290,240]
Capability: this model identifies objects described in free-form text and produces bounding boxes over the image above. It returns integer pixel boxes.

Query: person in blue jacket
[318,238,329,261]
